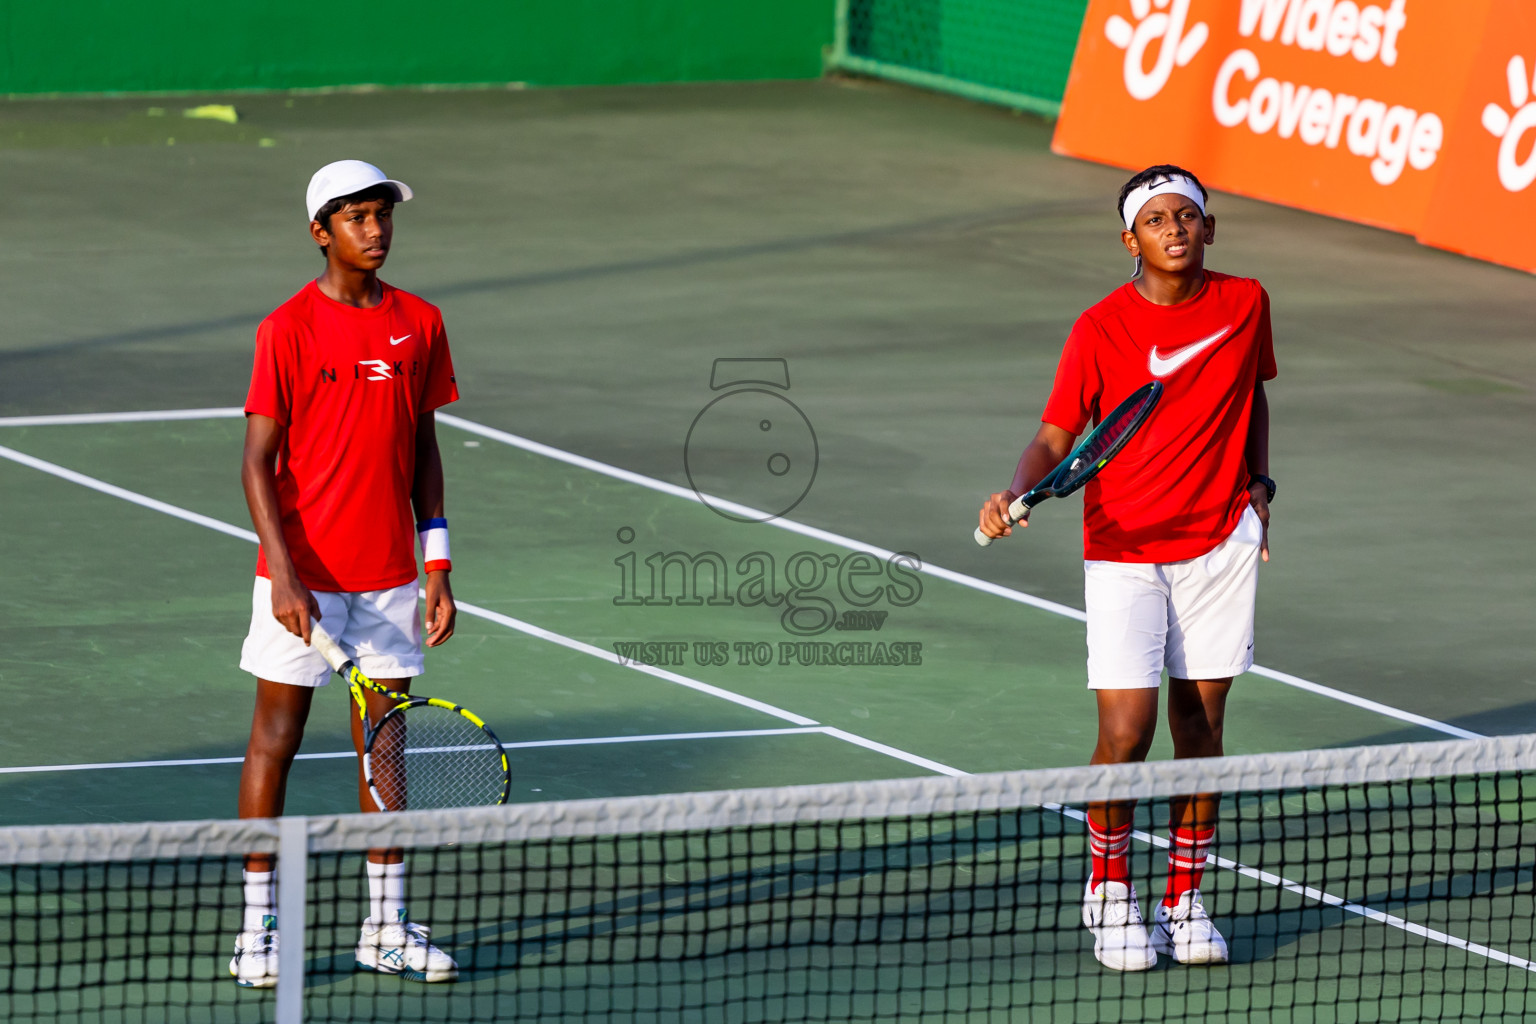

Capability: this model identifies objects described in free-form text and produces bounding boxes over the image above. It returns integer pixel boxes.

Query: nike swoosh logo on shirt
[1148,326,1232,378]
[389,334,412,346]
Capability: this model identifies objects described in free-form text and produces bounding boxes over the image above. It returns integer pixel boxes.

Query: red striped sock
[1087,817,1133,888]
[1163,825,1216,907]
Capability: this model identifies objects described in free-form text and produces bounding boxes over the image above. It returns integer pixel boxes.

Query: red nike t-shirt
[245,280,459,592]
[1041,271,1276,563]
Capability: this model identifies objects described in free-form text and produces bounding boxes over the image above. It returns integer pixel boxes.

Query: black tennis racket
[309,623,511,810]
[975,381,1163,547]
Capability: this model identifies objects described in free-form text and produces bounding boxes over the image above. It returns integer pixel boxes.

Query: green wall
[0,0,835,95]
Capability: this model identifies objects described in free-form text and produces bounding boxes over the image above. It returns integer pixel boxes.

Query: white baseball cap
[306,160,413,222]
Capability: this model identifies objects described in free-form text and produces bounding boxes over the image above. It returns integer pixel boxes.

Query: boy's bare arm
[241,414,320,644]
[412,410,456,647]
[977,423,1078,540]
[1246,381,1271,561]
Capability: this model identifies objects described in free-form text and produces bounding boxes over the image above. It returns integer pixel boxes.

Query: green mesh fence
[828,0,1090,117]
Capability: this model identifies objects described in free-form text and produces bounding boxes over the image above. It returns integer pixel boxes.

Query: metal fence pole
[832,0,850,65]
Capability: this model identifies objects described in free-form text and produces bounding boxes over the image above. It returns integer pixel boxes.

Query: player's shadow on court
[296,811,1087,989]
[1349,699,1536,746]
[1221,857,1536,968]
[275,816,1535,995]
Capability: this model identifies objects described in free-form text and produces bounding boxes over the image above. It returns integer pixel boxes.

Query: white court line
[0,443,259,544]
[0,727,829,776]
[0,408,245,428]
[0,433,1520,971]
[818,727,967,777]
[450,598,819,728]
[504,725,825,749]
[0,407,1481,739]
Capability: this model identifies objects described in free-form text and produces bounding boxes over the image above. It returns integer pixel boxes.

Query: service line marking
[0,727,829,775]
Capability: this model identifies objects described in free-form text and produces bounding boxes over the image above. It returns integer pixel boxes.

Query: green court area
[3,78,1536,1020]
[0,407,1445,826]
[0,404,1467,826]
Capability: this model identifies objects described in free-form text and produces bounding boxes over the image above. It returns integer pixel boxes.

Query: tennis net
[828,0,1090,118]
[4,732,1536,1022]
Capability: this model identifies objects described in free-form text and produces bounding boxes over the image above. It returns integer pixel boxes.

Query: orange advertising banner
[1418,0,1536,272]
[1053,0,1492,237]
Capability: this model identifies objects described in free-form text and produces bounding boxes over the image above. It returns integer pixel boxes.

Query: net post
[275,815,308,1024]
[830,0,851,66]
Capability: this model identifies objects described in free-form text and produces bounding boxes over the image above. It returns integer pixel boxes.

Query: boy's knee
[1168,712,1223,755]
[249,725,304,762]
[249,709,309,760]
[1096,720,1156,763]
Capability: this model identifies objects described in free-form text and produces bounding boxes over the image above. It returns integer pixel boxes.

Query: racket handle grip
[974,496,1034,547]
[309,622,349,674]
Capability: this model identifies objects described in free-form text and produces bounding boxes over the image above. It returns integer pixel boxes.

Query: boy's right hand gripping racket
[975,381,1163,547]
[309,622,511,810]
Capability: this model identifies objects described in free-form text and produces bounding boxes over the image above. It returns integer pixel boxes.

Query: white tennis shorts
[239,577,424,687]
[1083,504,1263,690]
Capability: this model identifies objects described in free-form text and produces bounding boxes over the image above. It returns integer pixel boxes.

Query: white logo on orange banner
[1481,55,1536,193]
[1208,0,1438,187]
[1104,0,1210,101]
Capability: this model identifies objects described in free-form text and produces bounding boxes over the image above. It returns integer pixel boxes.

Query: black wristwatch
[1249,474,1276,503]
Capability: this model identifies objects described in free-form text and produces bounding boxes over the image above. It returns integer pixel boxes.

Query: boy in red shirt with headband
[978,164,1275,972]
[229,160,461,987]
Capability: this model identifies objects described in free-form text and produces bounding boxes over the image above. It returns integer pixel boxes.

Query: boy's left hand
[1247,485,1270,563]
[424,570,457,646]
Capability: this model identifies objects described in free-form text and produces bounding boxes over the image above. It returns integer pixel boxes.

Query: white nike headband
[1121,176,1207,232]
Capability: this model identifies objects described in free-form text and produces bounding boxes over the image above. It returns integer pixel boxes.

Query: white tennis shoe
[228,928,279,988]
[1151,890,1229,964]
[1082,880,1157,971]
[355,920,459,982]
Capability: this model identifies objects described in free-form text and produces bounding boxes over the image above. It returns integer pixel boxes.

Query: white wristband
[417,517,451,571]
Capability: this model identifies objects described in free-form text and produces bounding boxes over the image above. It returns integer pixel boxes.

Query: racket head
[363,698,512,811]
[1037,381,1162,499]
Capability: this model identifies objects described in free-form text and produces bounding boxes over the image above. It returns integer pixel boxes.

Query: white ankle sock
[242,869,276,932]
[366,860,407,925]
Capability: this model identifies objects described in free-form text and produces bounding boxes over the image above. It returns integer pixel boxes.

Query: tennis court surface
[4,79,1536,1020]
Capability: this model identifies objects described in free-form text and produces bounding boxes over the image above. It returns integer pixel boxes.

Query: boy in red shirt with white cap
[978,164,1275,972]
[229,160,461,987]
